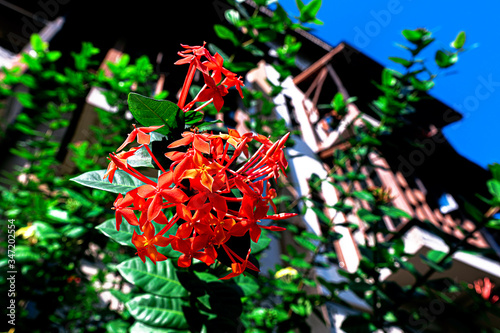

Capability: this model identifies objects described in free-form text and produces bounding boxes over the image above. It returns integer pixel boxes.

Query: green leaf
[463,201,484,222]
[257,30,277,43]
[489,163,500,182]
[402,29,425,43]
[225,9,241,26]
[378,206,411,219]
[357,208,381,222]
[127,146,153,168]
[129,322,189,333]
[117,257,187,297]
[31,221,60,240]
[214,24,240,46]
[184,110,204,126]
[293,235,317,252]
[12,245,40,262]
[298,0,323,24]
[251,229,272,254]
[487,179,500,201]
[71,169,151,194]
[126,294,188,329]
[128,93,185,138]
[46,51,62,62]
[332,92,346,111]
[105,319,130,333]
[388,56,412,67]
[295,0,305,11]
[435,50,458,68]
[196,120,224,132]
[224,62,256,73]
[242,44,264,57]
[233,274,259,296]
[352,190,375,203]
[421,250,451,272]
[96,218,141,247]
[30,34,47,53]
[61,225,87,238]
[485,220,500,230]
[409,76,434,91]
[109,289,133,304]
[451,31,466,49]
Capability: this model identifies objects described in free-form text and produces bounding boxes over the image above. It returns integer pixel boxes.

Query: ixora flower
[98,43,295,280]
[469,277,499,304]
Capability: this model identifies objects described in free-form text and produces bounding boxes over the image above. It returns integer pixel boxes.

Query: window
[438,193,458,214]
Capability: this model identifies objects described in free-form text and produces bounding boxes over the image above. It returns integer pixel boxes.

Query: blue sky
[279,0,500,169]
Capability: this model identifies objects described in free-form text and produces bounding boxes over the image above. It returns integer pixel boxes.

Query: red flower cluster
[104,43,295,279]
[175,42,244,113]
[470,277,499,304]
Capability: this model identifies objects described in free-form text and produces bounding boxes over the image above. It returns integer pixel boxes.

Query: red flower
[470,277,499,304]
[189,73,229,112]
[103,147,139,183]
[219,247,259,280]
[168,131,211,154]
[117,124,164,152]
[176,151,223,192]
[97,44,297,279]
[222,74,245,99]
[202,52,233,84]
[112,192,139,230]
[176,203,212,238]
[136,171,189,221]
[171,235,212,267]
[132,221,172,264]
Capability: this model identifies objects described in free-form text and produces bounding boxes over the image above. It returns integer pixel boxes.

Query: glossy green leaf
[128,93,185,137]
[463,200,484,222]
[421,250,451,272]
[224,62,256,73]
[96,218,140,247]
[409,76,435,91]
[129,322,189,333]
[485,220,500,230]
[293,235,317,252]
[402,29,425,43]
[487,179,500,201]
[357,208,381,222]
[298,0,323,24]
[489,163,500,182]
[61,225,87,238]
[214,24,240,46]
[184,110,204,126]
[352,190,375,203]
[388,56,412,67]
[435,50,458,68]
[105,319,130,333]
[71,169,151,194]
[30,34,47,53]
[378,206,411,219]
[127,146,153,168]
[257,30,277,43]
[225,9,241,26]
[117,257,187,297]
[332,92,346,111]
[12,245,40,262]
[31,221,60,240]
[126,294,188,329]
[251,229,272,254]
[46,51,62,62]
[233,274,259,296]
[451,31,466,49]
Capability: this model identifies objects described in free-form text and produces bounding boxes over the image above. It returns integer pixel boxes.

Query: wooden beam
[293,43,345,85]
